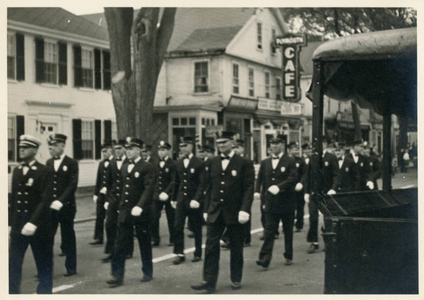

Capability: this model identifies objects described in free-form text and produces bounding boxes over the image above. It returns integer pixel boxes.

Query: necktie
[272,156,279,160]
[116,158,122,161]
[54,156,60,160]
[339,157,343,161]
[220,156,230,160]
[129,160,134,165]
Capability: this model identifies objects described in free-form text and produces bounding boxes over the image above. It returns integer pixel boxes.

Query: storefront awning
[226,96,258,112]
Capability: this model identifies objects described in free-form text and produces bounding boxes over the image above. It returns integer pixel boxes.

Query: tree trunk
[351,101,362,141]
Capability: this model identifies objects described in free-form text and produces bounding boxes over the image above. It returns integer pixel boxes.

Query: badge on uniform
[63,165,68,172]
[190,168,195,174]
[360,162,364,167]
[370,162,373,166]
[165,168,169,173]
[296,163,300,168]
[325,161,329,167]
[104,161,109,168]
[205,167,209,171]
[26,178,34,186]
[281,167,286,172]
[232,170,237,177]
[346,167,349,172]
[31,166,37,170]
[135,172,140,178]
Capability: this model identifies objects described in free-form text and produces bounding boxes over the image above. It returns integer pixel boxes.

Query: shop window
[181,118,188,126]
[265,72,270,98]
[211,119,215,126]
[248,68,254,97]
[172,118,179,126]
[233,63,239,94]
[189,118,196,126]
[194,61,208,92]
[44,41,58,84]
[257,23,262,50]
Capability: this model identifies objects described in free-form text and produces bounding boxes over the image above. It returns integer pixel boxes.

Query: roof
[174,26,243,52]
[81,8,256,52]
[8,7,109,41]
[312,27,417,61]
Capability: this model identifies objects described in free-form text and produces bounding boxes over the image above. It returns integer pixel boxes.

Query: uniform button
[117,180,120,183]
[159,187,162,190]
[17,201,21,203]
[220,199,224,202]
[103,176,106,179]
[221,182,225,185]
[125,192,129,195]
[159,176,162,179]
[25,192,28,195]
[103,181,106,184]
[117,187,120,190]
[126,185,129,187]
[184,180,187,183]
[220,190,224,193]
[18,192,21,195]
[159,182,162,185]
[184,187,187,189]
[54,181,57,184]
[125,200,128,203]
[184,193,187,196]
[117,193,120,196]
[19,184,22,186]
[18,210,21,212]
[54,188,57,190]
[117,210,120,213]
[53,195,57,197]
[24,210,28,212]
[54,175,57,178]
[25,201,28,204]
[184,173,187,176]
[272,178,275,181]
[222,173,225,176]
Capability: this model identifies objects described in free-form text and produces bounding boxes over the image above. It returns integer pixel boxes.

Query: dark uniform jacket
[107,157,129,207]
[255,154,297,213]
[348,153,370,191]
[94,158,112,197]
[174,156,205,209]
[9,161,52,231]
[204,154,254,225]
[337,156,359,193]
[118,158,155,223]
[367,155,382,188]
[294,156,306,184]
[45,155,79,209]
[304,151,340,194]
[153,157,177,201]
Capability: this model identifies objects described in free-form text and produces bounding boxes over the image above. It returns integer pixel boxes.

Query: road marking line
[36,281,83,294]
[401,185,415,189]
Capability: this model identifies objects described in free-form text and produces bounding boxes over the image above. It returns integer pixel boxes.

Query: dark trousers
[174,205,203,257]
[9,229,53,294]
[203,213,244,287]
[295,191,305,230]
[259,211,295,263]
[151,200,175,244]
[94,194,106,242]
[112,220,152,281]
[222,220,251,244]
[104,203,133,256]
[307,195,320,243]
[52,206,77,272]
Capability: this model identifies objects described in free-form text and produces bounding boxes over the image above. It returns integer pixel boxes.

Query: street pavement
[16,168,417,294]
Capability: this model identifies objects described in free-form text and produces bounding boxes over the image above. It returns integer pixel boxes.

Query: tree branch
[156,7,176,76]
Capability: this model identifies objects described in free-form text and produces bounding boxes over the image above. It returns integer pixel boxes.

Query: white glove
[268,185,280,195]
[171,201,177,209]
[190,200,200,209]
[21,222,37,236]
[93,195,98,204]
[159,192,169,202]
[238,211,250,224]
[131,206,143,216]
[203,213,208,221]
[295,182,303,192]
[50,200,63,211]
[304,193,310,204]
[367,181,375,190]
[100,187,107,195]
[254,192,261,201]
[327,189,336,195]
[104,202,109,210]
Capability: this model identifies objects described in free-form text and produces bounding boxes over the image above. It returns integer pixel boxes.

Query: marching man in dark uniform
[107,137,155,287]
[303,139,339,254]
[349,140,374,191]
[46,134,79,276]
[191,131,254,293]
[101,140,133,263]
[364,143,382,190]
[172,136,205,264]
[151,140,177,247]
[256,135,297,268]
[203,145,215,161]
[335,142,359,193]
[91,142,114,246]
[9,135,53,294]
[142,144,153,163]
[287,142,307,232]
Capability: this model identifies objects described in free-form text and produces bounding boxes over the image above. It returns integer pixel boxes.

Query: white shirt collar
[133,156,141,164]
[185,153,194,160]
[108,155,114,161]
[120,155,126,161]
[221,151,235,158]
[272,152,283,159]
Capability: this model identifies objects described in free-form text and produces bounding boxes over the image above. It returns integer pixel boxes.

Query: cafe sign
[275,34,307,102]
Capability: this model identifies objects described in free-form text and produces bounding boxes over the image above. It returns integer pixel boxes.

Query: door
[36,122,57,163]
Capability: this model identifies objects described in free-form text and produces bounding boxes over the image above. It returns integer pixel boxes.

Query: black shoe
[191,281,215,294]
[64,270,77,277]
[173,256,185,265]
[58,251,67,257]
[191,256,201,262]
[243,242,251,247]
[285,259,293,266]
[168,242,175,247]
[107,276,123,288]
[220,240,230,249]
[140,275,152,282]
[295,228,302,232]
[256,260,269,269]
[308,243,319,254]
[101,255,113,263]
[231,282,242,290]
[151,241,159,247]
[90,240,103,245]
[125,253,133,259]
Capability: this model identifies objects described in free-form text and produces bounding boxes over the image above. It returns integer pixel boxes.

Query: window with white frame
[7,33,15,79]
[111,121,118,141]
[248,68,254,97]
[194,61,208,92]
[44,41,57,84]
[257,23,262,50]
[81,121,94,159]
[81,49,94,88]
[265,72,270,98]
[271,28,277,55]
[8,116,15,161]
[276,77,282,100]
[233,64,239,94]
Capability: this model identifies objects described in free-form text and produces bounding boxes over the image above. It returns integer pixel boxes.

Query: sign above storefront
[258,98,282,111]
[205,125,224,137]
[281,102,302,115]
[274,33,307,102]
[227,96,258,111]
